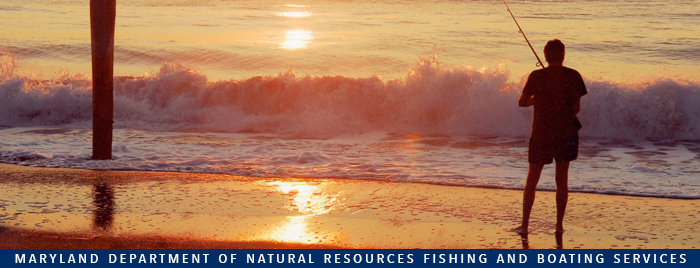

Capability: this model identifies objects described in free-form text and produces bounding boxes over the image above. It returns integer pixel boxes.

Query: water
[1,0,700,198]
[3,0,700,81]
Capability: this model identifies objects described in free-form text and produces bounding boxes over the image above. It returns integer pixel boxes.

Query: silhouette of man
[514,39,586,234]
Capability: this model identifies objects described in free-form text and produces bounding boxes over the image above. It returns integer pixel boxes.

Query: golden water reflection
[278,11,311,18]
[281,30,314,50]
[262,181,337,244]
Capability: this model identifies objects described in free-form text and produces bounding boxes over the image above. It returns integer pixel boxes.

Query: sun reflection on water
[261,181,337,244]
[281,30,314,50]
[278,11,311,18]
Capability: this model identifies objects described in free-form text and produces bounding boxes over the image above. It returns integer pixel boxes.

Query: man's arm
[574,70,586,114]
[519,93,534,107]
[520,71,537,107]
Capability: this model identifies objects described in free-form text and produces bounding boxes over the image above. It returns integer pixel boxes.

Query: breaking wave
[2,55,699,140]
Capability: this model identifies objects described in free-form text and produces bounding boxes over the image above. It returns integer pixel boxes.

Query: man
[514,39,587,234]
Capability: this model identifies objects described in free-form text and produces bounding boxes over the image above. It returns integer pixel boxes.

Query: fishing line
[503,0,544,69]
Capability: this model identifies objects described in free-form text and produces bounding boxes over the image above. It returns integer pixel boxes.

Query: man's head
[544,39,565,65]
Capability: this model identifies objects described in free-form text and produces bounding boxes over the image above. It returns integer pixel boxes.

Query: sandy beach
[1,163,698,249]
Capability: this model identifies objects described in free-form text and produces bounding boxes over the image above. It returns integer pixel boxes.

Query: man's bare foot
[511,225,528,234]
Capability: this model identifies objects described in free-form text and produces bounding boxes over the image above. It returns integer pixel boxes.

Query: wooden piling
[90,0,116,160]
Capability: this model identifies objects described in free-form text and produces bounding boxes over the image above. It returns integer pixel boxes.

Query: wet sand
[1,164,698,249]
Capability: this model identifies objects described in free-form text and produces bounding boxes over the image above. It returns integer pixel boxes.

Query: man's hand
[518,94,534,107]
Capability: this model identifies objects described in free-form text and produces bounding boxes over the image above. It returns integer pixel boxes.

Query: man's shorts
[528,134,579,164]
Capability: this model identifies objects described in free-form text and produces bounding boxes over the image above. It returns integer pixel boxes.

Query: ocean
[1,0,699,198]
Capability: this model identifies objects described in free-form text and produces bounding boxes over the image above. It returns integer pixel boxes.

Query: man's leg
[554,161,570,233]
[514,162,544,234]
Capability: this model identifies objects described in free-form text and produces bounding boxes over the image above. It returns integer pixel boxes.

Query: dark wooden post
[90,0,116,160]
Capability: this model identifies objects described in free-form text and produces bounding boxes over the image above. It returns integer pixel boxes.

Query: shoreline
[1,164,698,249]
[2,160,697,201]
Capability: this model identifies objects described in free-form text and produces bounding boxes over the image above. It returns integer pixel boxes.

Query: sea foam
[2,55,699,140]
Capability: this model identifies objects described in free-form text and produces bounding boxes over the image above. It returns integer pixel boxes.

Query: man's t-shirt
[522,66,587,142]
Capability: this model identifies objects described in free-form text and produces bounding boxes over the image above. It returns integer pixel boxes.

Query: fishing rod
[503,0,544,69]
